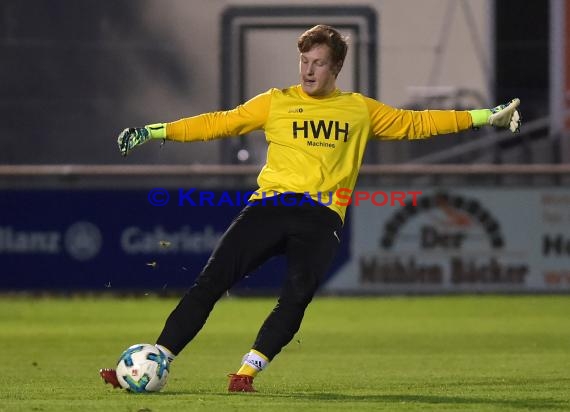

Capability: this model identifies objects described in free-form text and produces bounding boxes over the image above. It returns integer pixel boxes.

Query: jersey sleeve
[165,90,273,142]
[364,96,473,140]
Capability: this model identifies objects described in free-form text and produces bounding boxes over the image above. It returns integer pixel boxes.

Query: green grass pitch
[0,295,569,411]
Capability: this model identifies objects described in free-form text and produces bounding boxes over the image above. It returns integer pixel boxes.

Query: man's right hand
[117,127,151,157]
[117,123,166,156]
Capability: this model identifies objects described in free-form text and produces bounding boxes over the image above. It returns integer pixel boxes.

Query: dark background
[0,0,551,165]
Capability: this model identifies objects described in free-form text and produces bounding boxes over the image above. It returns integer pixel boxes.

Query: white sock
[242,350,269,372]
[155,344,176,362]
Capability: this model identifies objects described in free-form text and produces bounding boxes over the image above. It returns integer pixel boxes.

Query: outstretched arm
[116,90,272,157]
[366,97,521,140]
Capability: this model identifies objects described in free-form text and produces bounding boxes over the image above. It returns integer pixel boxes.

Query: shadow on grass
[296,393,568,410]
[156,376,570,410]
[161,390,569,411]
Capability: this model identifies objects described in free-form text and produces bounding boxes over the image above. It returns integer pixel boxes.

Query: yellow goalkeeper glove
[469,98,521,133]
[117,123,166,156]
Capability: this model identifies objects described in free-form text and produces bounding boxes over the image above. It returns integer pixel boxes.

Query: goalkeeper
[100,24,521,392]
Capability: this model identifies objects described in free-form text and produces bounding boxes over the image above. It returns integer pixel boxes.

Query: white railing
[1,163,570,177]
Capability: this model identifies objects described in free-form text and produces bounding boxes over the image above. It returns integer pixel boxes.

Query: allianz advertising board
[0,189,350,292]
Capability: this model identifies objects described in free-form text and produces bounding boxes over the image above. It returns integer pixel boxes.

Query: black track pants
[156,194,343,360]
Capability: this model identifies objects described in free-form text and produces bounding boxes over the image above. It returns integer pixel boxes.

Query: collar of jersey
[297,85,341,100]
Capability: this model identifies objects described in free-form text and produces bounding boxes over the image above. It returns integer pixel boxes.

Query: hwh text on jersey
[292,120,349,142]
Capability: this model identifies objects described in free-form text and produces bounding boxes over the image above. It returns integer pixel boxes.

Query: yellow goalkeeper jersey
[166,85,472,221]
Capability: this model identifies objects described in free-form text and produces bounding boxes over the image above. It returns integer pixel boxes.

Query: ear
[333,60,344,77]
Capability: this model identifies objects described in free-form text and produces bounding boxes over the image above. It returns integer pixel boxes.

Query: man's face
[299,44,339,97]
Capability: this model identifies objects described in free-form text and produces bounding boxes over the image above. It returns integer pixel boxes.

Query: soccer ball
[115,343,170,393]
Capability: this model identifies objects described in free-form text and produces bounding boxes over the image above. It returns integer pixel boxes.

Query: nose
[302,62,314,76]
[306,63,314,75]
